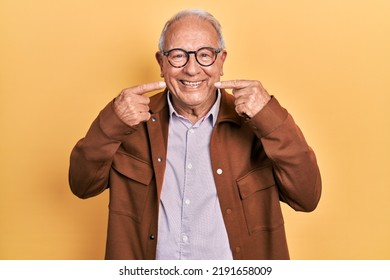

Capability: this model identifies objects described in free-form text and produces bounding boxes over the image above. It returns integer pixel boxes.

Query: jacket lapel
[146,90,169,200]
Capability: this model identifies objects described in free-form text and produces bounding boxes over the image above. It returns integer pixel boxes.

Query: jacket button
[151,117,157,122]
[226,208,232,214]
[149,234,155,240]
[157,157,163,162]
[235,246,241,253]
[216,168,223,175]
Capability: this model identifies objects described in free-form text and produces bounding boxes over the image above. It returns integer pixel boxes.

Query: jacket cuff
[98,99,137,140]
[248,96,289,137]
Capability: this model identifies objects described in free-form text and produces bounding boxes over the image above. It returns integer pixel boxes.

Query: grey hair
[158,9,226,51]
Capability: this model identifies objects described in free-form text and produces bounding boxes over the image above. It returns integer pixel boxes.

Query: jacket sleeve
[69,100,136,199]
[249,97,322,212]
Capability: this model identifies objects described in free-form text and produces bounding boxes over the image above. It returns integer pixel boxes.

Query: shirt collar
[166,89,221,127]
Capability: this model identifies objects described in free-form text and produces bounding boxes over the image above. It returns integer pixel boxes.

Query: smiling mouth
[180,80,204,87]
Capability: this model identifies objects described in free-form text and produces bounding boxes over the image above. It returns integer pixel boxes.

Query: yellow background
[1,0,389,259]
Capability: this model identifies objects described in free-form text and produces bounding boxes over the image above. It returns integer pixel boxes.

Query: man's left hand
[215,80,271,119]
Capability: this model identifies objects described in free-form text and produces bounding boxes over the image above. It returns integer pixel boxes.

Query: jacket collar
[217,89,242,126]
[149,89,169,114]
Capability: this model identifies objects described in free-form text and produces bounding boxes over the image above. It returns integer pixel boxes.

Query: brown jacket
[69,89,321,259]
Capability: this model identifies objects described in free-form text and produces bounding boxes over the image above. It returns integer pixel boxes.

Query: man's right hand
[114,81,166,126]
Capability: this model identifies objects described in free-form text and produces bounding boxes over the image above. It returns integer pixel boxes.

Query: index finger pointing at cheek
[127,81,166,95]
[214,80,251,90]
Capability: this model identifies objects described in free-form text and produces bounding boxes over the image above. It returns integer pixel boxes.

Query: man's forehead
[164,17,218,47]
[170,15,217,33]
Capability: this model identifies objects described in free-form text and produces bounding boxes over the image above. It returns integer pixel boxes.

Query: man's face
[156,16,227,112]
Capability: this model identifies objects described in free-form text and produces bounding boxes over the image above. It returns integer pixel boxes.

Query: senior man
[69,9,321,260]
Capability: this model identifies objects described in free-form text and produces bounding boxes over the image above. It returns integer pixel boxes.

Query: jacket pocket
[109,152,154,223]
[237,165,284,234]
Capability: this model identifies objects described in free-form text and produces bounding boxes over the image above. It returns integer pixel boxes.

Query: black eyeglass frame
[162,47,222,68]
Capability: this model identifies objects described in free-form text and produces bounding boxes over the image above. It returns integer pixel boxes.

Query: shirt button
[182,235,188,242]
[185,199,191,205]
[187,163,193,169]
[217,168,223,175]
[189,128,194,133]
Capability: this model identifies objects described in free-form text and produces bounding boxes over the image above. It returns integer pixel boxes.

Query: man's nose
[183,53,201,75]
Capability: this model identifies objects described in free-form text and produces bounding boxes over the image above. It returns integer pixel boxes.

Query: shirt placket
[180,123,196,258]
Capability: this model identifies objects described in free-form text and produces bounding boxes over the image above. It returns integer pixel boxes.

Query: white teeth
[182,81,202,86]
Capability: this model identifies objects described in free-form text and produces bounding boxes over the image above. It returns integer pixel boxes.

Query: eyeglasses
[162,47,222,68]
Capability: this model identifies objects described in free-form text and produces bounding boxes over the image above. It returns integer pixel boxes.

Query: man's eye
[172,54,184,59]
[170,51,186,60]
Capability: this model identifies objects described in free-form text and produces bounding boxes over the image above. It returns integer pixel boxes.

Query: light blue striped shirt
[156,90,233,260]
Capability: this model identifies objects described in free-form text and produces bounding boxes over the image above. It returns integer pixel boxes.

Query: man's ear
[155,52,164,70]
[155,52,165,77]
[221,49,227,62]
[220,50,227,76]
